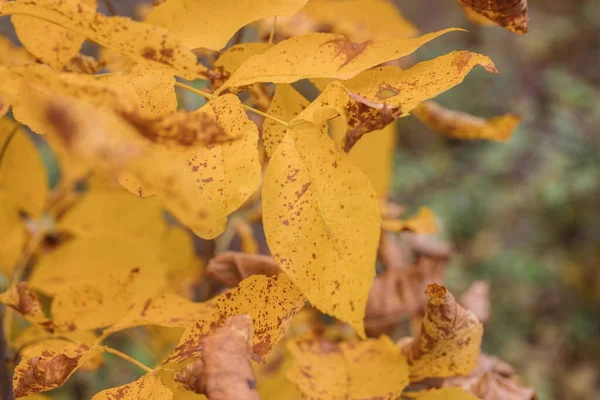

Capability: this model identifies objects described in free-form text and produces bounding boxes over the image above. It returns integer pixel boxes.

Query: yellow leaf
[11,0,96,70]
[19,337,104,372]
[211,43,270,90]
[166,274,305,364]
[288,332,410,399]
[13,342,104,397]
[262,124,380,337]
[0,196,26,277]
[412,101,520,142]
[159,227,204,296]
[0,0,208,79]
[0,283,53,331]
[218,29,460,91]
[381,207,438,234]
[13,325,99,352]
[58,188,167,240]
[415,387,480,400]
[262,84,309,157]
[330,117,396,198]
[0,118,48,217]
[400,284,483,382]
[146,0,309,50]
[0,35,36,66]
[91,374,173,400]
[457,0,529,34]
[253,343,303,400]
[29,237,167,296]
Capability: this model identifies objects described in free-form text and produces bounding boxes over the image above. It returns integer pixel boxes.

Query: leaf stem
[174,82,289,127]
[0,124,20,169]
[104,347,153,374]
[268,16,278,45]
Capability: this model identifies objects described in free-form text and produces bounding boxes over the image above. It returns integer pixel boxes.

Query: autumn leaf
[288,331,410,399]
[440,354,536,400]
[460,281,491,324]
[412,101,520,142]
[381,207,438,234]
[0,35,36,66]
[400,284,483,381]
[11,0,96,70]
[146,0,308,50]
[456,0,529,34]
[415,387,480,400]
[0,0,208,79]
[13,342,104,397]
[91,374,173,400]
[217,28,461,91]
[207,252,281,287]
[262,124,380,337]
[0,283,53,332]
[0,196,26,276]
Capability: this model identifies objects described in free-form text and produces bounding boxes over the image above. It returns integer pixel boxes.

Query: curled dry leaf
[207,252,282,287]
[263,124,380,338]
[415,387,480,400]
[0,283,53,332]
[381,207,438,234]
[441,354,536,400]
[217,28,460,91]
[288,331,410,399]
[13,342,104,397]
[0,0,208,79]
[147,0,308,50]
[459,281,491,324]
[412,101,520,142]
[91,374,173,400]
[456,0,529,34]
[400,284,483,381]
[174,315,259,400]
[166,274,305,364]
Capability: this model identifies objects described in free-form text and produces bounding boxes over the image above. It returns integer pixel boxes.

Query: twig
[174,82,289,127]
[104,347,153,374]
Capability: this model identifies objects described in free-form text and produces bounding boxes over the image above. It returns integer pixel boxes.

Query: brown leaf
[0,283,53,332]
[174,315,260,400]
[13,342,104,397]
[441,354,536,400]
[207,252,282,287]
[413,101,520,142]
[456,0,529,33]
[400,284,483,381]
[460,281,491,324]
[62,54,106,74]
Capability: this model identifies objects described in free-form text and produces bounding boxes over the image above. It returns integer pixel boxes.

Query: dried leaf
[61,54,106,74]
[13,342,104,397]
[174,315,259,400]
[415,387,480,400]
[456,0,529,33]
[11,0,96,70]
[262,84,309,157]
[263,124,380,337]
[381,207,438,234]
[146,0,308,50]
[0,118,48,217]
[413,101,520,141]
[218,29,461,91]
[401,284,483,381]
[460,281,491,324]
[0,0,208,79]
[0,283,53,331]
[288,332,410,399]
[91,374,173,400]
[207,252,281,287]
[166,274,305,363]
[441,354,536,400]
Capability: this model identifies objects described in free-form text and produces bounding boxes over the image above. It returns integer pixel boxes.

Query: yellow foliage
[415,387,480,400]
[91,375,173,400]
[381,207,438,234]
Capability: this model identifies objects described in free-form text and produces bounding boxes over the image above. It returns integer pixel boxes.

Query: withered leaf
[456,0,529,34]
[381,207,438,234]
[412,101,520,142]
[459,281,491,324]
[288,332,410,399]
[92,374,173,400]
[207,252,282,287]
[174,315,259,400]
[0,283,53,332]
[441,354,536,400]
[0,0,208,79]
[13,342,104,397]
[400,284,483,382]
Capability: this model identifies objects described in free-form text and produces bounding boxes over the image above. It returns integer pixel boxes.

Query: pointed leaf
[0,283,53,331]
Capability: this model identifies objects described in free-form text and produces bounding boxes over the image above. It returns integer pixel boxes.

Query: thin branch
[174,82,289,127]
[268,16,278,45]
[104,347,153,374]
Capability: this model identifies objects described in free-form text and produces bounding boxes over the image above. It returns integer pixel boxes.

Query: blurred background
[1,0,599,399]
